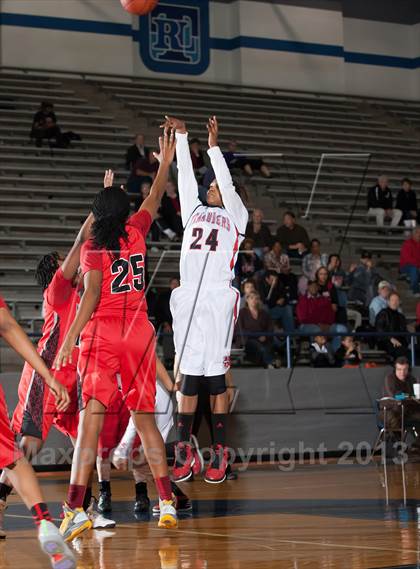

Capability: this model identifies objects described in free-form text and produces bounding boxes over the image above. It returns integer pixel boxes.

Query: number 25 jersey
[80,210,152,318]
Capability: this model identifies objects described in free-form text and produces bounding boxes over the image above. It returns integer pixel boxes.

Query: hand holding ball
[120,0,158,15]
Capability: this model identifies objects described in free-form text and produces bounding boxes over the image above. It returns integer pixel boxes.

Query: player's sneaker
[172,442,195,482]
[190,434,204,476]
[157,498,178,529]
[134,494,150,513]
[59,503,92,542]
[38,519,76,569]
[152,494,192,516]
[0,499,6,539]
[87,498,116,529]
[204,444,229,484]
[97,492,112,513]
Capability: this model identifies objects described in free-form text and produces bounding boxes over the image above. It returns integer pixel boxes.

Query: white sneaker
[38,519,76,569]
[158,498,178,529]
[87,498,116,529]
[0,499,6,539]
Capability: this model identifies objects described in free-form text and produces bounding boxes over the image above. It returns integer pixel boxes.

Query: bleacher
[1,68,420,340]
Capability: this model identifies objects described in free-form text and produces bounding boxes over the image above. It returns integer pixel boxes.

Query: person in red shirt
[296,280,346,350]
[400,226,420,295]
[0,172,115,536]
[54,128,178,539]
[0,296,75,569]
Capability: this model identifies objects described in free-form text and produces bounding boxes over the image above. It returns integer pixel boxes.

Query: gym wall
[0,0,419,99]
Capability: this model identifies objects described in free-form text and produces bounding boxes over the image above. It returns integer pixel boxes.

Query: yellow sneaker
[157,499,178,529]
[59,503,92,542]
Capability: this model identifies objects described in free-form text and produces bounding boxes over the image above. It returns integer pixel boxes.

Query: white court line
[148,527,420,555]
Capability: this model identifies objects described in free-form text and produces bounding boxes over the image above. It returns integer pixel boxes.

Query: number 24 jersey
[80,210,151,318]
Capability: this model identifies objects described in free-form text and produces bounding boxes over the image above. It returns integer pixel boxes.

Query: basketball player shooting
[162,115,248,483]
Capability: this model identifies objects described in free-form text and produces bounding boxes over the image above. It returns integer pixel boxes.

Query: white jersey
[176,132,248,287]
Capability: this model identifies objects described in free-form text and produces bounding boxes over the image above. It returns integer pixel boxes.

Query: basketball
[120,0,158,15]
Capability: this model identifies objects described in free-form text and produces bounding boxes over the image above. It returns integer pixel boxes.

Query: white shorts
[170,284,240,377]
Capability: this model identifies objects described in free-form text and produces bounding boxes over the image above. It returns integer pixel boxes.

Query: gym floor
[3,461,420,569]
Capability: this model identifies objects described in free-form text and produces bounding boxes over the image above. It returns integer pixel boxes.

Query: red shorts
[98,390,130,459]
[12,361,79,441]
[0,385,23,469]
[78,314,156,413]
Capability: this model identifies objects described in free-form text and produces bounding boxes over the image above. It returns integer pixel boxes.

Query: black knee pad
[180,374,202,396]
[202,374,227,396]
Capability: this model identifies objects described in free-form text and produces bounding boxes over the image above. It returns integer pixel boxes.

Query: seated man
[375,292,410,360]
[369,281,392,327]
[380,357,420,447]
[276,211,310,259]
[310,335,335,368]
[396,177,417,226]
[399,227,420,296]
[224,140,271,178]
[125,133,150,170]
[258,270,295,333]
[367,174,402,227]
[30,101,61,148]
[296,281,346,351]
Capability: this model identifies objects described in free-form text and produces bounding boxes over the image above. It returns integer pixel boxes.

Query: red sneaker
[172,442,195,482]
[204,445,229,484]
[190,435,204,476]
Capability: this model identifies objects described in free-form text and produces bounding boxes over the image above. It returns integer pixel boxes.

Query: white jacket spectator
[368,280,392,326]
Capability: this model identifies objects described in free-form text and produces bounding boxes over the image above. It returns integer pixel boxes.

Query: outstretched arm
[0,304,69,411]
[163,116,201,227]
[206,116,248,234]
[140,127,176,220]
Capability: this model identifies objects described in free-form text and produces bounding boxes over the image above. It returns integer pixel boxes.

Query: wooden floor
[3,461,420,568]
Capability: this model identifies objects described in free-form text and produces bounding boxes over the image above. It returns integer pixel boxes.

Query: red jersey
[38,267,80,368]
[80,210,152,318]
[0,295,6,310]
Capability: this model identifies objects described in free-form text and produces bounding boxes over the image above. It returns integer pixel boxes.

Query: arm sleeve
[0,295,6,309]
[207,145,249,235]
[45,267,73,307]
[175,132,201,227]
[80,241,103,275]
[130,209,152,238]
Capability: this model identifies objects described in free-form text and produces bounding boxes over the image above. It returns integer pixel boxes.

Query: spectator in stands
[240,278,257,309]
[315,266,347,326]
[367,174,402,227]
[258,270,295,333]
[155,277,180,366]
[296,281,346,351]
[223,140,271,178]
[245,209,273,258]
[335,336,362,368]
[380,357,420,445]
[396,177,418,227]
[30,101,61,147]
[127,151,159,194]
[369,281,392,327]
[264,240,290,274]
[375,292,409,360]
[140,182,176,242]
[302,239,328,282]
[347,251,382,310]
[235,292,276,368]
[327,254,357,328]
[276,211,310,259]
[125,133,150,170]
[400,227,420,296]
[160,180,183,237]
[310,335,335,368]
[189,138,208,182]
[235,238,263,284]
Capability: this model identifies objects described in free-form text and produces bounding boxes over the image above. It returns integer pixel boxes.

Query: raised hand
[207,115,218,148]
[103,169,114,188]
[160,115,186,133]
[153,126,176,166]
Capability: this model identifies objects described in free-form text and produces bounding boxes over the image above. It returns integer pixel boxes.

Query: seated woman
[235,238,263,286]
[235,292,276,368]
[335,336,362,367]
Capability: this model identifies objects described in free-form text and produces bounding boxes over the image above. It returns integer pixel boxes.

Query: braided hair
[92,187,130,259]
[35,251,60,290]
